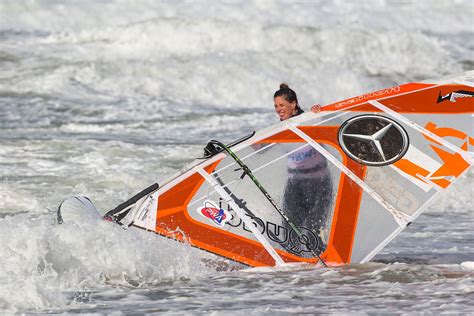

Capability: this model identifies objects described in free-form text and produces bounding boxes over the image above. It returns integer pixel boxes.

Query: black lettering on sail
[266,222,289,243]
[243,215,265,234]
[225,208,243,227]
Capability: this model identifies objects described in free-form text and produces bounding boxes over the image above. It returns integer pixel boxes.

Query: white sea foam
[0,185,43,215]
[0,212,213,311]
[413,231,435,238]
[1,1,470,107]
[425,169,473,214]
[460,261,474,271]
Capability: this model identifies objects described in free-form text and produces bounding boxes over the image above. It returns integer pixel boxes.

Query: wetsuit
[282,110,332,253]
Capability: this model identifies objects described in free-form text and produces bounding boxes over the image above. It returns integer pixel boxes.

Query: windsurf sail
[104,71,473,267]
[104,183,159,226]
[204,139,327,267]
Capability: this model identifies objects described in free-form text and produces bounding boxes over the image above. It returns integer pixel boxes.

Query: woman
[274,83,332,254]
[274,83,321,120]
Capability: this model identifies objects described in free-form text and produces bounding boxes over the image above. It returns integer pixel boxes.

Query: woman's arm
[310,104,322,113]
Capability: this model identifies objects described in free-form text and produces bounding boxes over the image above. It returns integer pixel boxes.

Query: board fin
[57,196,101,224]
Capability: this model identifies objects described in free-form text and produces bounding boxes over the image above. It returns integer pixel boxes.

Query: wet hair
[274,83,304,116]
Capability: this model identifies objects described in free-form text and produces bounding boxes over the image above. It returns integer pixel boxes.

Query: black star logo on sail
[437,90,474,103]
[338,115,409,166]
[343,122,394,162]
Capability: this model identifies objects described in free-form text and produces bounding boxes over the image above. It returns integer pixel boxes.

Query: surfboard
[65,71,474,267]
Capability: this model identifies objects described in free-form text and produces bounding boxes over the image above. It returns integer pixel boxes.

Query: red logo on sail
[197,200,230,227]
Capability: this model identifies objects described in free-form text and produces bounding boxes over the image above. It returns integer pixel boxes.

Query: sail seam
[190,144,313,208]
[195,166,286,266]
[287,124,411,226]
[369,100,473,164]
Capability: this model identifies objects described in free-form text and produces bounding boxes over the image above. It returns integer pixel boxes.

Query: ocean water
[0,0,473,314]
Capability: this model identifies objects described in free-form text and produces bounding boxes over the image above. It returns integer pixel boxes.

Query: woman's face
[274,96,296,121]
